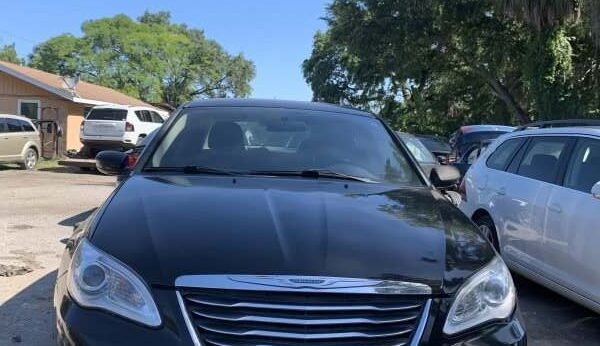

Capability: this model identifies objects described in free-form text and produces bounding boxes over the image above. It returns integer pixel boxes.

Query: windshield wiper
[247,169,378,183]
[144,166,234,175]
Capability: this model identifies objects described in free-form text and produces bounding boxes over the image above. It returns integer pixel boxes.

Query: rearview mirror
[592,182,600,200]
[96,151,129,175]
[430,165,461,188]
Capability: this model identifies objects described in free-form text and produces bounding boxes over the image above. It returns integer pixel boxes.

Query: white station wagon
[460,121,600,313]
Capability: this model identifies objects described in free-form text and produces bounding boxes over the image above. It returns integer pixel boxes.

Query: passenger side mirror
[436,155,448,165]
[592,182,600,200]
[430,165,461,188]
[96,151,129,175]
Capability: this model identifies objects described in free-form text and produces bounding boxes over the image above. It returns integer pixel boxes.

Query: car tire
[21,148,38,170]
[474,214,500,252]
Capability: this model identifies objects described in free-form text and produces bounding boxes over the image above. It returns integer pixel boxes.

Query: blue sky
[0,0,330,100]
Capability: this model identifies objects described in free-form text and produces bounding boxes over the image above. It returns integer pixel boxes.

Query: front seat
[208,122,245,151]
[521,154,558,182]
[205,121,246,169]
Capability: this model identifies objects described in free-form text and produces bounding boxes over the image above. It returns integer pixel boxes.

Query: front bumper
[55,275,526,346]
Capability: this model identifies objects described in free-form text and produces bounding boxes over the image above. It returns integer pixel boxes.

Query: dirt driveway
[0,169,114,346]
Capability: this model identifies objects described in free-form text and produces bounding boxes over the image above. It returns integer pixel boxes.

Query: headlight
[443,256,516,335]
[67,239,161,327]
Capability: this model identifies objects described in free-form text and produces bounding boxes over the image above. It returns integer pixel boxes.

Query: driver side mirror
[430,165,461,188]
[592,182,600,200]
[95,151,129,175]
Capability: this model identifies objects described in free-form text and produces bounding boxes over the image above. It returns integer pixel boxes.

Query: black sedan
[54,99,526,345]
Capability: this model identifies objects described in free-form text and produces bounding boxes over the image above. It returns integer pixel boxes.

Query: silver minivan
[0,114,41,169]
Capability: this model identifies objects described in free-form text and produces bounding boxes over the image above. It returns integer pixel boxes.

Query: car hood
[90,175,493,294]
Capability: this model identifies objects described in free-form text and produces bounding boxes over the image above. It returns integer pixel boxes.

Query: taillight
[125,122,135,132]
[80,121,85,131]
[459,178,467,202]
[127,153,138,168]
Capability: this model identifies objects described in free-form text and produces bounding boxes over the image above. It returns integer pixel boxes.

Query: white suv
[460,123,600,313]
[80,105,167,155]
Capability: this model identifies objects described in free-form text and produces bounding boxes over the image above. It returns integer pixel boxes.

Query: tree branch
[473,66,530,124]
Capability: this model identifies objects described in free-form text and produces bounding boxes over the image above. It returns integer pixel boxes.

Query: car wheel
[22,148,38,170]
[474,214,499,252]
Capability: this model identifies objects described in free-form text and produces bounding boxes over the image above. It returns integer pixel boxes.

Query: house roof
[0,60,152,107]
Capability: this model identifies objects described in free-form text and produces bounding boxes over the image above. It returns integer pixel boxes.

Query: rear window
[86,109,128,121]
[486,138,525,170]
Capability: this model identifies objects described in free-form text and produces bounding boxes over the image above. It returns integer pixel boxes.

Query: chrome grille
[177,280,431,346]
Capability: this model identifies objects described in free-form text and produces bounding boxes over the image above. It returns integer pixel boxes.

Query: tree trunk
[472,67,530,124]
[485,77,530,124]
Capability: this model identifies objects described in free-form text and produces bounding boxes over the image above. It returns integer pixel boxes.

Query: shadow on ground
[515,274,600,346]
[37,166,90,174]
[58,208,97,227]
[0,270,57,346]
[0,164,21,171]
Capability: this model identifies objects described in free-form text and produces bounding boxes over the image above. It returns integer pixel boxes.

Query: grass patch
[0,158,61,171]
[36,159,60,170]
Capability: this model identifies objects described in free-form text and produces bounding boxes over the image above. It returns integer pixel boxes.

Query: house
[0,60,162,156]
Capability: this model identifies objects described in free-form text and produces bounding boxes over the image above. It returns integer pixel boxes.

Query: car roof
[92,104,157,110]
[506,126,600,138]
[415,134,445,139]
[459,125,515,133]
[396,131,415,138]
[182,98,375,118]
[0,114,35,122]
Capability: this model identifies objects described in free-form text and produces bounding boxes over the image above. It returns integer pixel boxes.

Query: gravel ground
[0,168,598,345]
[0,168,114,346]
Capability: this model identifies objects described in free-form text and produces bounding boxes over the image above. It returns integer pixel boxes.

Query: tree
[303,0,600,135]
[498,0,600,119]
[0,43,21,64]
[498,0,600,40]
[29,12,255,107]
[29,35,80,75]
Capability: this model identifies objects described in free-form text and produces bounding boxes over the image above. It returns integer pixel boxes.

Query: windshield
[416,136,451,153]
[146,107,422,186]
[86,109,127,121]
[398,133,438,164]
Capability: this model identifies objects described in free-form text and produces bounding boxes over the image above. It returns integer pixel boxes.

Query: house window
[18,100,41,120]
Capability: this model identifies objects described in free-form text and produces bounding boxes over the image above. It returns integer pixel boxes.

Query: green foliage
[303,0,600,135]
[29,12,255,107]
[0,43,22,64]
[29,35,81,75]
